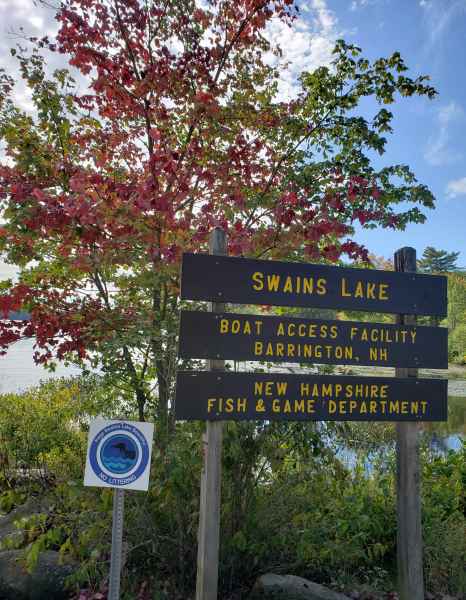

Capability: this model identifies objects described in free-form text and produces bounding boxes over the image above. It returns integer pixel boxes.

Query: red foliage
[0,0,402,365]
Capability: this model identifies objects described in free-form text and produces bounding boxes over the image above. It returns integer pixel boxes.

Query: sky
[267,0,466,266]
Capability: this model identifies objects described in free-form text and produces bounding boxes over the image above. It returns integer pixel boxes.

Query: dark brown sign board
[180,253,447,316]
[175,372,448,422]
[179,311,448,369]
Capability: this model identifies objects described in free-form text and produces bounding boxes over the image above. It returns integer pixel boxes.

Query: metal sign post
[84,419,154,600]
[109,488,125,600]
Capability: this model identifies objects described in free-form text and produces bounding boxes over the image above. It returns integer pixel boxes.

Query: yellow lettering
[267,274,280,291]
[252,271,264,291]
[283,276,293,293]
[295,400,305,412]
[277,382,288,396]
[303,277,313,294]
[341,277,351,297]
[237,398,247,412]
[366,282,376,299]
[389,401,399,413]
[255,399,266,412]
[379,283,389,300]
[322,384,332,397]
[317,278,327,295]
[220,319,229,333]
[355,281,364,298]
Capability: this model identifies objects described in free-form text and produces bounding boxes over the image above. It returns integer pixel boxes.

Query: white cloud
[0,262,19,283]
[446,177,466,198]
[0,0,64,112]
[350,0,380,10]
[424,101,464,166]
[265,0,339,100]
[28,15,44,30]
[420,0,466,45]
[351,0,369,9]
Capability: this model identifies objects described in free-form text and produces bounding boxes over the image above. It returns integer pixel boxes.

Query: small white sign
[84,418,154,491]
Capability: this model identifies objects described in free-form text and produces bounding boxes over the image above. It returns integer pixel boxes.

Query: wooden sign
[180,253,447,316]
[179,311,448,369]
[175,372,447,421]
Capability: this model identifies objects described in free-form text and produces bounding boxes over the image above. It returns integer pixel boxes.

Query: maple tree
[0,0,437,429]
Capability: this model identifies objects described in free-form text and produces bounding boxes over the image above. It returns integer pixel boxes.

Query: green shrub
[1,381,464,598]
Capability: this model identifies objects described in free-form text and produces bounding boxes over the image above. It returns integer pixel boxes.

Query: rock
[0,496,51,543]
[0,549,75,599]
[250,574,352,600]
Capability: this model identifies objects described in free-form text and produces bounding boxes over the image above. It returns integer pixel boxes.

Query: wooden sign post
[394,247,424,600]
[195,228,226,600]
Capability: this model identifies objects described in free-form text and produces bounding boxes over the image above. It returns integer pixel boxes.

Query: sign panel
[175,372,447,421]
[179,311,448,369]
[180,253,447,316]
[84,418,154,491]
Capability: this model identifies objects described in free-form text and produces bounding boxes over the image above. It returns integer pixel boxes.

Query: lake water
[0,338,80,394]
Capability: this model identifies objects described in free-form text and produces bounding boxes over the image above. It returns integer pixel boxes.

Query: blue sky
[326,0,466,265]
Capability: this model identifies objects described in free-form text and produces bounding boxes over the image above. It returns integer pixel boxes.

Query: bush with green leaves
[0,380,464,599]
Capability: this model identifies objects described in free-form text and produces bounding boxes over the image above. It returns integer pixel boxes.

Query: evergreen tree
[418,246,460,273]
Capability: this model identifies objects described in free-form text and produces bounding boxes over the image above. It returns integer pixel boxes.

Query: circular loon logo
[100,434,139,474]
[89,422,149,486]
